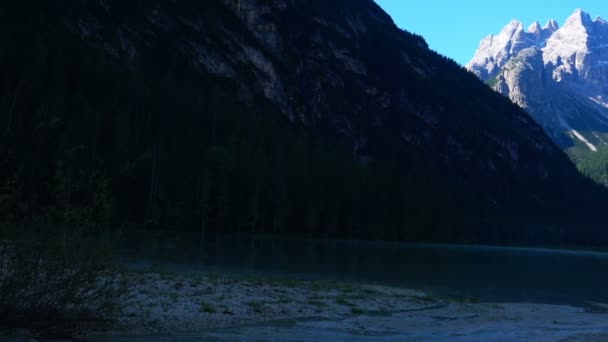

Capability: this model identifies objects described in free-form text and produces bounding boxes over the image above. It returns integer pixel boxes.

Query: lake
[122,233,608,306]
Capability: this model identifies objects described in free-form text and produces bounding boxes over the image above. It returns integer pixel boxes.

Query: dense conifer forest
[0,0,606,245]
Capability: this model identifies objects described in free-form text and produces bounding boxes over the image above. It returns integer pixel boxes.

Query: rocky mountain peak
[564,8,593,28]
[468,9,608,155]
[466,18,546,79]
[501,19,524,36]
[528,21,541,34]
[543,19,559,32]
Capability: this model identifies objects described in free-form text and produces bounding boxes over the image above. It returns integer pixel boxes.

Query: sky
[374,0,608,65]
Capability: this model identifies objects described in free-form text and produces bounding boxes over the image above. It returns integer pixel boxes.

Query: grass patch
[335,297,355,307]
[341,285,356,293]
[0,225,126,337]
[276,297,293,304]
[361,288,375,295]
[199,302,216,314]
[351,307,365,315]
[247,301,265,313]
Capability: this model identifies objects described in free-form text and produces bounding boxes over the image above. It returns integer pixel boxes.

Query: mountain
[468,9,608,162]
[0,0,605,244]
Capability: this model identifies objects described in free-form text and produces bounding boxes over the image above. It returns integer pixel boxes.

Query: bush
[0,225,125,337]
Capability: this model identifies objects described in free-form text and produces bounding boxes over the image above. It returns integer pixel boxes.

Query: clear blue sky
[374,0,608,65]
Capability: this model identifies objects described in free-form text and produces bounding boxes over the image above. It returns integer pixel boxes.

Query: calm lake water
[122,233,608,306]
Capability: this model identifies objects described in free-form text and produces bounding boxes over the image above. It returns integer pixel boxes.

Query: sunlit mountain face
[469,9,608,164]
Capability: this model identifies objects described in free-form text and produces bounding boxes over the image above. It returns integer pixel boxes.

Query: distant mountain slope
[0,0,605,244]
[468,9,608,161]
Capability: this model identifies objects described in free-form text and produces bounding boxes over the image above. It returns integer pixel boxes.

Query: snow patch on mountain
[570,130,598,151]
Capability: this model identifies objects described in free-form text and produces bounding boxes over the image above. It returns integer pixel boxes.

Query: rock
[468,9,608,154]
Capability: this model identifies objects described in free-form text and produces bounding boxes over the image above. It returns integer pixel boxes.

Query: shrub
[0,225,125,337]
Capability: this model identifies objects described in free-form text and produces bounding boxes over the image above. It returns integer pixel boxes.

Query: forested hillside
[0,0,606,245]
[579,146,608,187]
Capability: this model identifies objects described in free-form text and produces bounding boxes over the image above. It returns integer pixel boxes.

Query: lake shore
[6,271,608,341]
[100,272,434,337]
[99,272,608,341]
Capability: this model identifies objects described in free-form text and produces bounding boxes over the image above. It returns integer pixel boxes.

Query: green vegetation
[351,307,365,315]
[3,0,606,337]
[0,225,124,336]
[199,302,217,314]
[0,0,468,243]
[335,297,355,307]
[0,8,603,337]
[578,145,608,186]
[277,297,293,304]
[486,75,500,88]
[247,301,265,313]
[308,299,325,307]
[361,288,375,295]
[0,0,603,247]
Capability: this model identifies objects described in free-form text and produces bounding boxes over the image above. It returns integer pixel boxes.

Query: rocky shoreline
[5,272,608,341]
[105,272,433,337]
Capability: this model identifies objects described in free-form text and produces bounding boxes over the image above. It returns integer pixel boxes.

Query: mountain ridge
[468,9,608,160]
[0,0,606,244]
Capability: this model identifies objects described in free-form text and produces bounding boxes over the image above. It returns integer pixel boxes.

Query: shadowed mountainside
[0,0,606,244]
